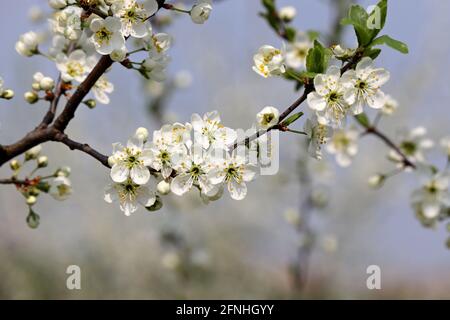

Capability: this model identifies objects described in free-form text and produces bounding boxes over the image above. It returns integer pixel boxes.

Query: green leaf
[262,0,276,12]
[371,35,409,54]
[36,181,50,193]
[354,113,371,128]
[367,0,388,39]
[364,47,382,60]
[341,5,372,46]
[306,40,331,74]
[281,112,304,127]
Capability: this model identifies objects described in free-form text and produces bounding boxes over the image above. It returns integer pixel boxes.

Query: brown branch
[364,127,416,169]
[0,178,27,185]
[54,133,110,168]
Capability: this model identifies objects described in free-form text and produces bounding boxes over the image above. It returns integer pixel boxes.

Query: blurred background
[0,0,449,299]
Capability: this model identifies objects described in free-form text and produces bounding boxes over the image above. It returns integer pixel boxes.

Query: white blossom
[56,49,96,82]
[285,35,311,70]
[109,138,152,185]
[326,128,359,167]
[252,45,285,78]
[191,111,237,150]
[304,117,332,160]
[256,106,279,129]
[381,94,398,115]
[341,57,390,114]
[111,0,158,38]
[170,146,217,196]
[190,0,212,24]
[104,179,156,216]
[390,126,434,165]
[207,152,258,200]
[50,176,72,200]
[50,6,83,40]
[307,66,350,127]
[90,16,126,55]
[440,137,450,157]
[93,76,114,104]
[412,168,449,220]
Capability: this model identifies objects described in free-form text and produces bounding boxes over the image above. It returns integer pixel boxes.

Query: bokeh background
[0,0,449,299]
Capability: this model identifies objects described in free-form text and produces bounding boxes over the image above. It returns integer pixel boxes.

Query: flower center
[67,61,84,77]
[263,113,275,125]
[96,27,112,44]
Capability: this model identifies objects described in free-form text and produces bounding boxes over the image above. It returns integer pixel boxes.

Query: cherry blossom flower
[326,128,359,167]
[252,45,285,78]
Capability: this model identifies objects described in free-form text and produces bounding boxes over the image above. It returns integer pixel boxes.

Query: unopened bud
[83,99,96,109]
[32,82,41,91]
[10,159,21,171]
[25,145,42,160]
[40,77,55,91]
[37,155,48,168]
[368,174,385,189]
[26,195,37,206]
[146,195,163,212]
[2,89,15,100]
[134,127,149,142]
[157,180,171,195]
[24,91,39,104]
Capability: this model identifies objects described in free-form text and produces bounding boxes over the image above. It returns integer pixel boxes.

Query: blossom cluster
[105,111,261,216]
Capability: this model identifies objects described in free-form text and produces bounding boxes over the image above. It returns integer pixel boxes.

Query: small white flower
[56,49,96,82]
[90,16,126,55]
[326,128,359,167]
[279,6,297,21]
[341,57,390,114]
[381,94,398,115]
[412,169,449,220]
[93,76,114,104]
[252,45,285,78]
[191,111,237,150]
[152,123,192,148]
[303,117,332,160]
[146,33,172,58]
[148,143,187,179]
[390,126,434,165]
[50,176,72,201]
[207,152,258,200]
[50,6,83,41]
[285,35,311,70]
[171,146,217,196]
[307,66,350,127]
[190,0,213,24]
[104,179,156,216]
[112,0,158,38]
[110,45,128,62]
[15,31,40,57]
[110,137,152,185]
[142,56,169,82]
[256,106,279,129]
[440,137,450,157]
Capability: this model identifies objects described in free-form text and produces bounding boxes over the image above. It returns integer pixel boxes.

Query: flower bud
[56,166,71,177]
[32,82,41,91]
[2,89,14,100]
[190,0,212,24]
[26,195,37,206]
[134,127,149,142]
[368,174,385,189]
[157,180,171,195]
[26,209,40,229]
[279,6,297,22]
[48,0,68,10]
[25,145,42,161]
[24,91,39,104]
[37,155,48,168]
[40,77,55,91]
[146,195,163,212]
[9,159,21,171]
[83,99,96,109]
